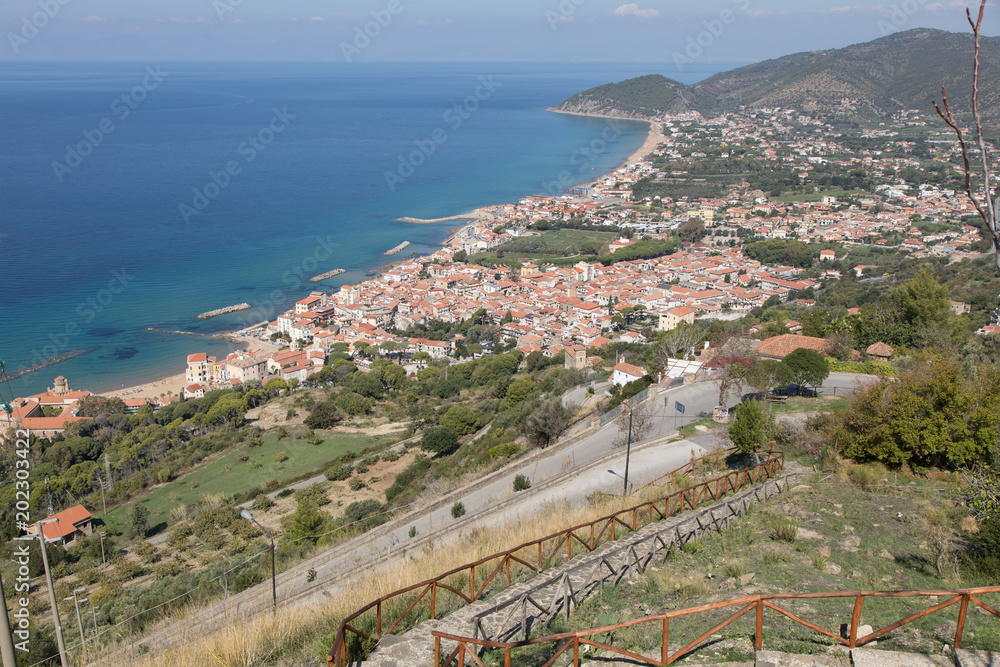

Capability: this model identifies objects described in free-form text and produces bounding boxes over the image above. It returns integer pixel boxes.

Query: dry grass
[87,486,649,666]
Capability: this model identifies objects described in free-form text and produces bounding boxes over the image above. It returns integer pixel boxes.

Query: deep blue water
[0,61,729,396]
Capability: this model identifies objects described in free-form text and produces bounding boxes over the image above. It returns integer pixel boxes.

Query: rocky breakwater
[197,303,251,320]
[384,241,411,256]
[310,268,345,282]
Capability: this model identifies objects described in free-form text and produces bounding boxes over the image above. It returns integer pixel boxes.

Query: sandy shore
[100,335,279,401]
[625,120,665,165]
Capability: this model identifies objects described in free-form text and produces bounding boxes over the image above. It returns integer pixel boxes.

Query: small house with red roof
[611,362,648,387]
[28,505,93,546]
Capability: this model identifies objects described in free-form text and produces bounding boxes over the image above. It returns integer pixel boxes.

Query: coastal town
[3,106,998,439]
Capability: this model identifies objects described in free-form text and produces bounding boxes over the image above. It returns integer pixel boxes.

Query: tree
[285,498,326,544]
[678,218,705,243]
[453,249,468,263]
[653,322,704,367]
[205,392,247,429]
[130,503,150,537]
[522,399,573,448]
[305,401,340,429]
[500,377,537,411]
[933,0,1000,276]
[75,396,127,418]
[612,399,655,449]
[420,426,459,456]
[781,348,829,393]
[439,405,482,436]
[827,358,1000,468]
[728,399,776,461]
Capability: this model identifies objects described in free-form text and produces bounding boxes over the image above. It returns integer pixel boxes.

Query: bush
[273,451,289,463]
[489,442,519,461]
[408,526,417,538]
[348,477,365,491]
[451,502,466,519]
[420,426,459,457]
[771,518,798,543]
[385,455,431,503]
[513,474,531,492]
[276,488,294,498]
[253,494,276,511]
[325,465,352,482]
[846,464,884,492]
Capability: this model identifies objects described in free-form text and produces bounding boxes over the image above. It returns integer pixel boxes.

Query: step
[850,647,952,666]
[956,649,1000,667]
[756,650,849,666]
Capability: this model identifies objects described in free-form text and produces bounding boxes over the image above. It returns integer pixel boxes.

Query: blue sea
[0,61,732,396]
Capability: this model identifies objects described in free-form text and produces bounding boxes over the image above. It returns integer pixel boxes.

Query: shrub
[721,560,747,580]
[451,502,466,519]
[513,474,531,492]
[420,426,459,457]
[273,451,289,463]
[385,455,431,503]
[325,465,352,482]
[382,449,403,462]
[488,442,519,461]
[771,518,798,543]
[276,488,294,498]
[348,477,365,491]
[408,526,417,538]
[253,494,276,511]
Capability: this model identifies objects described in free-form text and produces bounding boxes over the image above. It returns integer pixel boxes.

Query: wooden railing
[433,587,1000,667]
[327,452,785,665]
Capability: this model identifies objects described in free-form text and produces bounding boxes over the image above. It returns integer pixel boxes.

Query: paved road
[127,373,876,654]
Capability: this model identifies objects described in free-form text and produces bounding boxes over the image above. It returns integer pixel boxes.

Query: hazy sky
[2,1,998,63]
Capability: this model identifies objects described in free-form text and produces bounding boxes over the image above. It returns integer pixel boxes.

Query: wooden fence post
[661,617,669,665]
[955,593,970,648]
[755,599,763,650]
[850,595,865,648]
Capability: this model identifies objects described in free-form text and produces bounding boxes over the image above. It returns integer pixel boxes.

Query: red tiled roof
[755,334,830,359]
[29,505,92,541]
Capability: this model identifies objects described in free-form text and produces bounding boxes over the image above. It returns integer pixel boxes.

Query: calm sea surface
[0,61,733,395]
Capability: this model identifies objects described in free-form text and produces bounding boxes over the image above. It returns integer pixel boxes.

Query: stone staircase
[358,470,806,667]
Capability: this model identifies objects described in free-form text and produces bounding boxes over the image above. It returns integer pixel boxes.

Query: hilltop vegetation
[553,29,1000,132]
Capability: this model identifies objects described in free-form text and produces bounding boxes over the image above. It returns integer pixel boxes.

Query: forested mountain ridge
[552,29,1000,128]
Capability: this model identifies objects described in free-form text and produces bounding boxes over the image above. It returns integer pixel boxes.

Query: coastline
[546,108,663,190]
[80,112,662,400]
[100,334,280,401]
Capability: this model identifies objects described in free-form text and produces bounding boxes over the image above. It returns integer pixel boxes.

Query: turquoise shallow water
[0,61,726,396]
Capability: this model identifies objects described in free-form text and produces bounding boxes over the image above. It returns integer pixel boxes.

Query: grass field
[778,189,868,203]
[494,229,618,259]
[105,429,392,532]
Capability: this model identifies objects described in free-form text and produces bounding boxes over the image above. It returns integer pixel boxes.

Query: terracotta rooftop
[755,334,831,359]
[29,505,92,541]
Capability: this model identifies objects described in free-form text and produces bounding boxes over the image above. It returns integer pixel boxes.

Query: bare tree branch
[932,0,1000,275]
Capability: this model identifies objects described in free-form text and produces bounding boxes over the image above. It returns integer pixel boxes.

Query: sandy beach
[625,119,665,165]
[100,335,279,401]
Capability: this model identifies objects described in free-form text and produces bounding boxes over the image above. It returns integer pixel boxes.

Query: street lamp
[16,519,68,667]
[605,392,634,496]
[240,509,276,612]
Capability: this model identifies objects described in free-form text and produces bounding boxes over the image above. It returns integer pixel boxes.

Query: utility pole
[18,519,69,667]
[99,530,106,566]
[95,474,107,515]
[0,570,18,667]
[622,401,634,496]
[64,588,87,646]
[240,510,277,612]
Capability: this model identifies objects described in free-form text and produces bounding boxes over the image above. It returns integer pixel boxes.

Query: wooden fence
[433,587,1000,667]
[327,452,784,666]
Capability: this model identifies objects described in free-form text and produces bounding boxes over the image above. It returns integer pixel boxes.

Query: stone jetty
[384,241,411,256]
[309,268,346,282]
[197,303,251,320]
